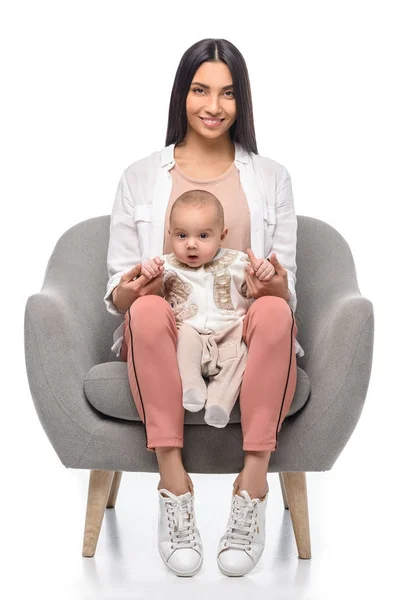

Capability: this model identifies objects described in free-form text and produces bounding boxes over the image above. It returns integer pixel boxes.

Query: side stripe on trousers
[274,308,296,450]
[127,309,149,450]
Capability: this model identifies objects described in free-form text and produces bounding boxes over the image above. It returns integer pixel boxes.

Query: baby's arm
[230,252,253,302]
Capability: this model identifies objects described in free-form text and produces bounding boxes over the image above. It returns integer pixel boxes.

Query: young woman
[104,38,304,577]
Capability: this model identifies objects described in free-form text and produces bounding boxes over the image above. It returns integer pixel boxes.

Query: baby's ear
[220,227,228,240]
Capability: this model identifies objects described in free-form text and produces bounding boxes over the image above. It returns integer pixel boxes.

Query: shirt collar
[211,246,226,261]
[160,140,250,168]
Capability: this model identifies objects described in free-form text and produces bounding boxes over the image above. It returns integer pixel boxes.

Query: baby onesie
[160,246,253,427]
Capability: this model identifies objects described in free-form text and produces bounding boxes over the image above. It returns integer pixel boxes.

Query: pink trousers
[120,295,298,453]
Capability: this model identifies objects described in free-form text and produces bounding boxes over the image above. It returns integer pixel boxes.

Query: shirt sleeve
[267,166,299,314]
[103,170,142,316]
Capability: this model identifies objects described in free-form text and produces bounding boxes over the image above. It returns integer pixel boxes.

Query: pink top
[163,161,251,255]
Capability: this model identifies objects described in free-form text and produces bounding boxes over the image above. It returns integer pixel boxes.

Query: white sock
[204,404,230,428]
[183,388,207,412]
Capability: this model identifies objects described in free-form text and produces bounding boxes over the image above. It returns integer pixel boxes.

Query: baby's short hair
[170,189,224,231]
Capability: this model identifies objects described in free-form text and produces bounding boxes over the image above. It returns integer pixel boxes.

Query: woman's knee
[250,296,293,334]
[129,294,167,311]
[126,295,174,333]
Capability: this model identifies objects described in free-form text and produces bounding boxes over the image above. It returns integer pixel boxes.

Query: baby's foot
[204,404,230,428]
[183,388,207,412]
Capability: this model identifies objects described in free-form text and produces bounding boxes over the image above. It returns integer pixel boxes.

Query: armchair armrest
[289,292,374,469]
[24,288,106,467]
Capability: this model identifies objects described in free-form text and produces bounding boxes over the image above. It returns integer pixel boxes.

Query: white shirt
[161,247,254,334]
[104,141,305,358]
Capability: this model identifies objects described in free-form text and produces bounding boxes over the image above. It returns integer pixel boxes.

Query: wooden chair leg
[281,471,312,559]
[82,469,115,557]
[107,471,123,508]
[279,472,289,509]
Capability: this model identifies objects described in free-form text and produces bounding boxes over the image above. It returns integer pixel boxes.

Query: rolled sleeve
[267,166,298,313]
[104,170,141,316]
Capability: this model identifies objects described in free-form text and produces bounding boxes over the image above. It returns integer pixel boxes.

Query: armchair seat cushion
[83,362,311,424]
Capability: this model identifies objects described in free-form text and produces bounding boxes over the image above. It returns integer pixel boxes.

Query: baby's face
[168,205,227,267]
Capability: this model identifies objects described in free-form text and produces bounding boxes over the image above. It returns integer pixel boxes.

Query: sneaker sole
[217,547,265,577]
[157,544,203,577]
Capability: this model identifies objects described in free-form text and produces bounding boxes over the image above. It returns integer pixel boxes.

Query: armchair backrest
[42,216,120,364]
[295,215,361,360]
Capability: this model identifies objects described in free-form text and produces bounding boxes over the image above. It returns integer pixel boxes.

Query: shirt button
[204,354,210,359]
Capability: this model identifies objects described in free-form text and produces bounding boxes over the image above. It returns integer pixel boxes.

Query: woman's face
[186,61,237,140]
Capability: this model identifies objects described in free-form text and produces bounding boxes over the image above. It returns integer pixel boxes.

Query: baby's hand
[140,256,165,279]
[254,257,276,281]
[246,248,276,281]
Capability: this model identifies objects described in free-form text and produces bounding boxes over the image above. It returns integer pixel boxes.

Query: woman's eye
[192,87,234,97]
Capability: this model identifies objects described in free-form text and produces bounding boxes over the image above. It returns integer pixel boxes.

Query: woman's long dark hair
[165,38,258,154]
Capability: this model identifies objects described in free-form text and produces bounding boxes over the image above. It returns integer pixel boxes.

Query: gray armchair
[24,215,374,559]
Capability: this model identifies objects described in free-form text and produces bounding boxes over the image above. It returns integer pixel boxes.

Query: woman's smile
[200,117,225,128]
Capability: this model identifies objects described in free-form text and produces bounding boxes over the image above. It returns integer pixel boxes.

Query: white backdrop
[2,1,398,598]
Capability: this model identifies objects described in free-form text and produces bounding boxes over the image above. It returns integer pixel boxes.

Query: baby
[139,189,276,428]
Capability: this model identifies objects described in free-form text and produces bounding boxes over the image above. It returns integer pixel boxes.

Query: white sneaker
[157,488,204,577]
[216,489,269,576]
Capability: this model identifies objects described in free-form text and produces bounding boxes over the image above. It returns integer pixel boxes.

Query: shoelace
[160,489,196,550]
[224,490,260,551]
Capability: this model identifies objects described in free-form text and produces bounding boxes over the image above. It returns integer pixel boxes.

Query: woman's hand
[245,249,290,302]
[112,258,165,312]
